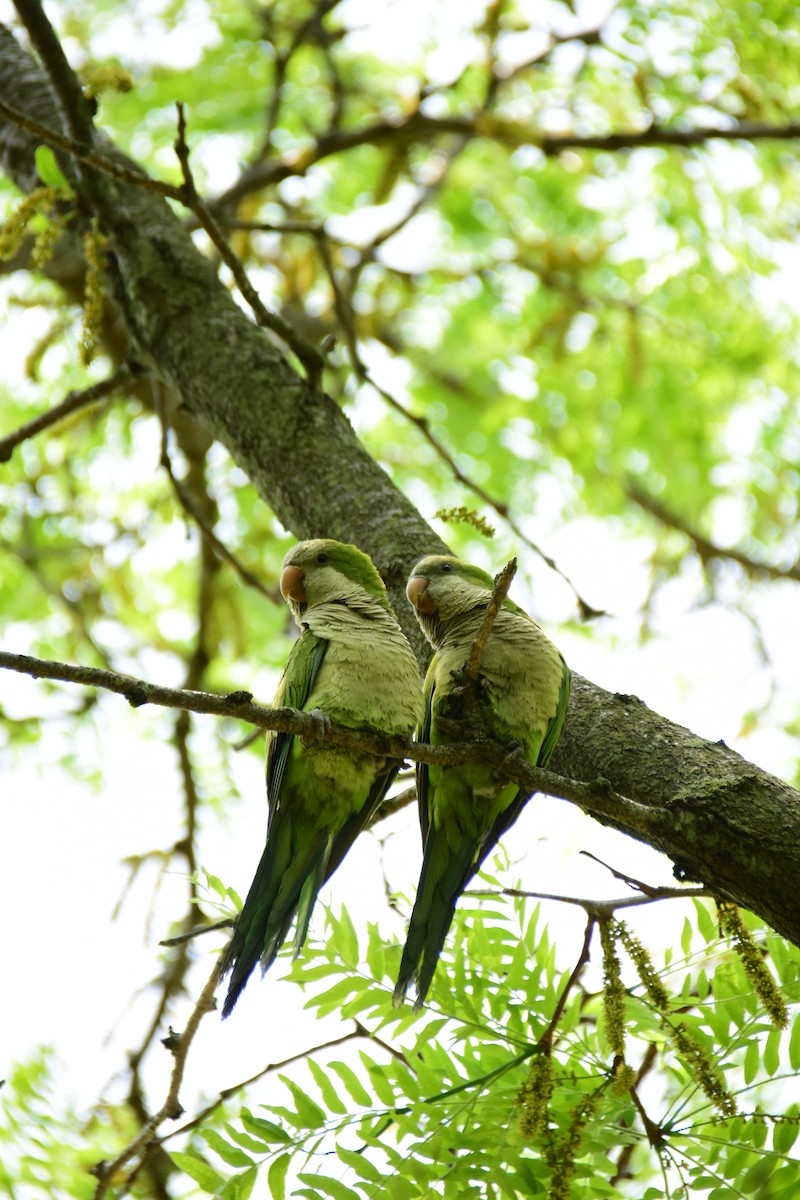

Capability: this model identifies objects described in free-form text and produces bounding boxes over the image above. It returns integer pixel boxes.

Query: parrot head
[407,554,530,642]
[406,555,505,636]
[280,539,392,623]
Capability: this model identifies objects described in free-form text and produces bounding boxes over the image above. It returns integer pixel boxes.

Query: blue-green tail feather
[221,827,329,1018]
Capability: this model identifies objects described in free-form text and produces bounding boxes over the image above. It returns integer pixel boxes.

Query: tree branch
[0,94,181,198]
[628,480,800,583]
[0,364,132,462]
[2,646,800,948]
[173,102,324,382]
[91,958,220,1200]
[463,556,517,682]
[13,0,94,146]
[214,111,800,211]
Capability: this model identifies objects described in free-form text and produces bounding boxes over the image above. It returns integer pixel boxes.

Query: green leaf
[34,146,70,190]
[764,1027,781,1076]
[220,1166,258,1200]
[330,907,359,966]
[296,1172,361,1199]
[336,1146,383,1183]
[789,1014,800,1069]
[279,1077,327,1129]
[202,1128,256,1168]
[743,1039,760,1085]
[329,1060,373,1108]
[169,1151,226,1194]
[307,1058,348,1115]
[241,1110,292,1144]
[268,1152,291,1200]
[773,1118,800,1155]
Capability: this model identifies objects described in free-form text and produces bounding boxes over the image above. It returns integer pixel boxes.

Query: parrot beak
[406,575,437,614]
[280,565,307,603]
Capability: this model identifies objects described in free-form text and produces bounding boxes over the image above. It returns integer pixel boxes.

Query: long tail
[220,827,328,1018]
[393,832,479,1011]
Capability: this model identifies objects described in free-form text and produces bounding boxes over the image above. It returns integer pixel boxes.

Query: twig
[253,0,346,161]
[0,97,182,199]
[579,850,687,897]
[307,234,601,620]
[361,368,604,619]
[540,914,595,1051]
[463,556,517,683]
[157,395,281,602]
[369,785,417,825]
[0,648,665,837]
[173,103,324,384]
[91,957,220,1200]
[0,365,132,462]
[158,1023,372,1145]
[160,918,234,947]
[628,480,800,583]
[465,885,709,911]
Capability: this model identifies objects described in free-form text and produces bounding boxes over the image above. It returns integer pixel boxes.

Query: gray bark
[2,22,799,946]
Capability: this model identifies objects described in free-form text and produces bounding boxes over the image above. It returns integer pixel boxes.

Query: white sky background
[0,0,799,1192]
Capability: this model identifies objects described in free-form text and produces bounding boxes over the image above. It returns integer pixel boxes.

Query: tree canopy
[1,1,799,1197]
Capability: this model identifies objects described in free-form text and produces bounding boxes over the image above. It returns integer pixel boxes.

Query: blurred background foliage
[1,0,799,1195]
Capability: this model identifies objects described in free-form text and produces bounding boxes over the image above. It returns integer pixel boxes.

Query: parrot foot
[305,708,332,742]
[496,740,525,777]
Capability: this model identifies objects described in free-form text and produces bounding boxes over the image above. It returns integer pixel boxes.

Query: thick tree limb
[1,24,799,955]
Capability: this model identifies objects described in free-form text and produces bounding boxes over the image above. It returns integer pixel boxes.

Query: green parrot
[393,555,571,1009]
[221,539,423,1017]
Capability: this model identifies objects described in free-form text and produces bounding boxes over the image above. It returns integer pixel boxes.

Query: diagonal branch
[12,0,94,146]
[3,644,800,956]
[0,95,181,197]
[173,103,323,383]
[91,958,220,1200]
[0,364,132,461]
[463,555,517,682]
[628,480,800,583]
[0,646,669,837]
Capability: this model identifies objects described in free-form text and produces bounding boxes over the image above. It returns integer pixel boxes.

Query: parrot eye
[441,562,453,573]
[316,553,329,563]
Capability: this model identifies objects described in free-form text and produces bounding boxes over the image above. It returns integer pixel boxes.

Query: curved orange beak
[406,575,437,615]
[280,564,307,603]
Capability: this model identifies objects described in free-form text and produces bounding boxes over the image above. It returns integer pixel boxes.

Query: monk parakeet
[221,539,423,1017]
[393,555,571,1009]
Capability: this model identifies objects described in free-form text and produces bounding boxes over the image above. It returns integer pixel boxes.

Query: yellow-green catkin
[0,188,63,262]
[616,917,736,1116]
[433,506,496,538]
[717,901,788,1028]
[517,1052,554,1140]
[614,919,670,1013]
[611,1060,636,1096]
[81,224,109,364]
[599,917,627,1058]
[547,1089,603,1200]
[669,1018,737,1117]
[80,63,134,99]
